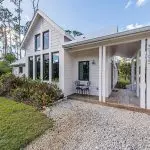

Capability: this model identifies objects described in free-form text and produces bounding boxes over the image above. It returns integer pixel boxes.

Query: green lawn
[0,97,53,150]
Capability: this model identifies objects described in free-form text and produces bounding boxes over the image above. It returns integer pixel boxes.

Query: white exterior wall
[12,66,25,77]
[63,50,74,96]
[24,15,64,90]
[71,49,99,96]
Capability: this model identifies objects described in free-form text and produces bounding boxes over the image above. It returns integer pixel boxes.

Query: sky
[3,0,150,35]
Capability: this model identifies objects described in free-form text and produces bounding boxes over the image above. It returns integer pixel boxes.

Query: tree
[11,0,23,58]
[31,0,40,15]
[0,61,11,75]
[72,30,83,37]
[3,53,16,64]
[0,53,16,76]
[119,60,131,81]
[0,7,16,55]
[65,30,83,37]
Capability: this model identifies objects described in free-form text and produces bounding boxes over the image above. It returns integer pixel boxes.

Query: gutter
[63,26,150,49]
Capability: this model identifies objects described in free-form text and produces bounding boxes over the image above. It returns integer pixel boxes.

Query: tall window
[43,31,49,49]
[19,66,23,73]
[43,54,49,80]
[52,52,59,81]
[35,55,41,79]
[35,34,40,51]
[79,61,89,81]
[28,57,33,79]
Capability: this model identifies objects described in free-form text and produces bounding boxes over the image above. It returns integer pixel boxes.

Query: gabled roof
[21,9,74,49]
[10,57,25,66]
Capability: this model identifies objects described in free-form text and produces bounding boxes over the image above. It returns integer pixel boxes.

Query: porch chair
[75,81,81,94]
[81,81,91,95]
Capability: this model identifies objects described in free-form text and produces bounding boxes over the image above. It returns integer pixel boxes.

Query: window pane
[35,55,41,79]
[43,31,49,49]
[19,67,23,73]
[79,61,89,81]
[28,57,33,79]
[52,52,59,81]
[35,34,40,51]
[43,54,49,80]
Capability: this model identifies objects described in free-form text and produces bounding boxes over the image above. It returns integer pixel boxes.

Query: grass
[0,97,53,150]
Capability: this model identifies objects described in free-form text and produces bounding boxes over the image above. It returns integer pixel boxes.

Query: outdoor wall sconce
[92,60,96,65]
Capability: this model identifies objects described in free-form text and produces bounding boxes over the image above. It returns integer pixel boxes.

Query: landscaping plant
[0,73,63,109]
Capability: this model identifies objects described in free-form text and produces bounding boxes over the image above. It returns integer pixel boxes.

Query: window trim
[43,30,49,50]
[35,33,40,51]
[78,61,89,81]
[51,51,59,81]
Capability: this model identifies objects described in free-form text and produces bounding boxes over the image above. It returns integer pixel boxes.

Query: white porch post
[40,54,43,81]
[136,51,140,97]
[146,38,150,109]
[102,46,106,102]
[33,56,35,80]
[140,39,146,108]
[99,46,102,101]
[25,57,28,77]
[49,52,52,83]
[131,59,135,91]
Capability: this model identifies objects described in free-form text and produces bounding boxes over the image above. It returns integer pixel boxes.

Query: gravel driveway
[25,100,150,150]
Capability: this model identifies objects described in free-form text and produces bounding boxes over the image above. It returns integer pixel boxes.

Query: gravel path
[25,100,150,150]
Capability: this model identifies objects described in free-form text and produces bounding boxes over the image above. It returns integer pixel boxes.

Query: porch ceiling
[110,41,141,58]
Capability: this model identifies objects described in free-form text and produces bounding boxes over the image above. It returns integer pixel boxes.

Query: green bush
[11,88,30,102]
[116,79,130,89]
[0,73,24,96]
[0,73,63,109]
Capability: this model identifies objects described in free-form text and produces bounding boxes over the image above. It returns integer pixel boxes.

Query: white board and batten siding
[24,15,65,90]
[12,66,25,77]
[71,49,99,96]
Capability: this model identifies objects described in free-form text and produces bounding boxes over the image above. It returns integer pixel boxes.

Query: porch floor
[106,88,140,107]
[68,88,140,108]
[68,94,99,104]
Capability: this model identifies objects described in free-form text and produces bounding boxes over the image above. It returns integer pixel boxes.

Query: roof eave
[63,26,150,49]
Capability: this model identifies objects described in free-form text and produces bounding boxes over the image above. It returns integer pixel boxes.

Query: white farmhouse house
[11,9,150,110]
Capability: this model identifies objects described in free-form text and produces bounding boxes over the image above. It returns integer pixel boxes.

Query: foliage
[65,30,83,37]
[118,60,131,81]
[0,61,11,75]
[0,53,16,76]
[0,73,23,96]
[3,53,16,63]
[0,0,40,58]
[31,0,40,15]
[0,97,53,150]
[116,78,130,89]
[0,73,63,109]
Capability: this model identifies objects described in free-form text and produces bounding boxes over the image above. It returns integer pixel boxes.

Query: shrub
[115,78,130,89]
[0,73,63,109]
[0,73,24,96]
[11,88,30,102]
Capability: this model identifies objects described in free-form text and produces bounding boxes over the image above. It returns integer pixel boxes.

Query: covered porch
[62,30,150,109]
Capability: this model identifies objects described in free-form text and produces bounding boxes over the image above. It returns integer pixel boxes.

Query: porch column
[33,55,35,80]
[102,46,106,102]
[40,54,43,81]
[99,46,102,101]
[25,57,28,77]
[131,59,135,91]
[136,51,140,97]
[146,38,150,109]
[140,39,146,108]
